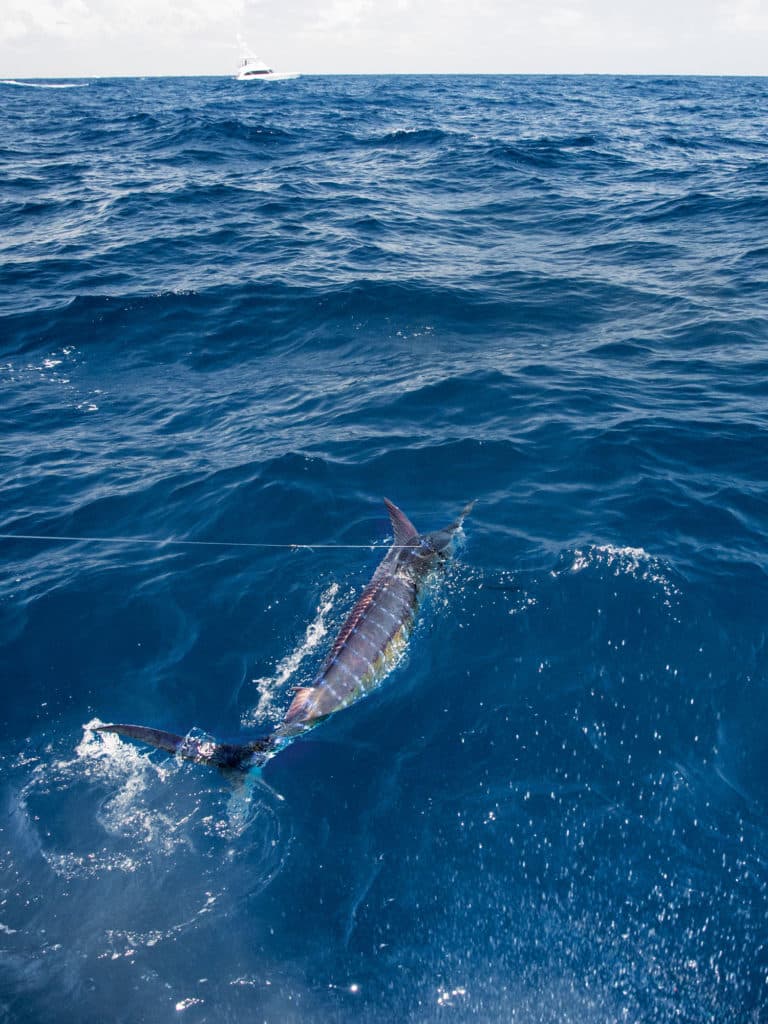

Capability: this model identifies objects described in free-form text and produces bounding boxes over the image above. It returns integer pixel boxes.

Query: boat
[235,57,300,81]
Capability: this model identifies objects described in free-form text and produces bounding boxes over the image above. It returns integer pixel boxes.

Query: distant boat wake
[0,80,89,88]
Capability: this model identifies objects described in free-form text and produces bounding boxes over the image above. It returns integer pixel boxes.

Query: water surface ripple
[1,75,768,1023]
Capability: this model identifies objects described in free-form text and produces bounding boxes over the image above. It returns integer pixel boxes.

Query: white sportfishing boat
[235,57,300,81]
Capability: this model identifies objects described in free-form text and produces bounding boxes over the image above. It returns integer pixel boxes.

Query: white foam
[75,717,171,784]
[437,986,468,1007]
[508,596,537,616]
[568,544,679,602]
[175,997,204,1012]
[2,347,86,406]
[243,582,339,726]
[20,719,183,879]
[571,544,648,574]
[102,890,220,958]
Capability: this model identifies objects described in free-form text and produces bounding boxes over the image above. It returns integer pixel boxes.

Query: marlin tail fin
[95,723,272,771]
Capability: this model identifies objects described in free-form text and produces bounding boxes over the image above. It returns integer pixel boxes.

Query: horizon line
[3,71,768,80]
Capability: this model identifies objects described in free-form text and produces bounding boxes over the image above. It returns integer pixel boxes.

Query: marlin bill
[96,499,473,772]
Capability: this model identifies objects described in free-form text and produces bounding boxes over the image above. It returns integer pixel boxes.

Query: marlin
[96,499,472,772]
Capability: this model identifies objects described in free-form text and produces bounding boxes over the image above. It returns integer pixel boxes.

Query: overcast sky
[2,0,768,77]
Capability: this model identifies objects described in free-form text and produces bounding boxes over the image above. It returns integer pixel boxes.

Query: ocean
[1,73,767,1023]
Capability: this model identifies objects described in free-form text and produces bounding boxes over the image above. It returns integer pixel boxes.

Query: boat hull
[235,71,301,81]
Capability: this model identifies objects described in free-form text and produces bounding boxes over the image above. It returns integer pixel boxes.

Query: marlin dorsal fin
[383,498,419,545]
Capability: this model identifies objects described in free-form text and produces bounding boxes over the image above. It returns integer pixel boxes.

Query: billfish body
[96,499,471,770]
[280,500,429,732]
[281,570,418,729]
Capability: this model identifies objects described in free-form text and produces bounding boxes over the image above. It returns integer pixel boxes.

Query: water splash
[243,582,340,727]
[10,720,287,888]
[567,543,680,602]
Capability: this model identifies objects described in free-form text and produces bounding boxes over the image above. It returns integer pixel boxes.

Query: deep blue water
[2,73,768,1023]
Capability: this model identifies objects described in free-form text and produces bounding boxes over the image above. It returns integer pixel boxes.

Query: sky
[1,0,768,77]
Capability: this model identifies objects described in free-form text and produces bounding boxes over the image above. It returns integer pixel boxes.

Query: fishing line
[0,532,406,551]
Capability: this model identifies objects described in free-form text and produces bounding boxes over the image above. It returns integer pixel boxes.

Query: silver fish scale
[315,572,418,709]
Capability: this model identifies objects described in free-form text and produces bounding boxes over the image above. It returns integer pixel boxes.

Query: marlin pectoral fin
[95,723,271,771]
[283,686,317,725]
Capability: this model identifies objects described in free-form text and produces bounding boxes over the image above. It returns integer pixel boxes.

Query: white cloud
[0,17,28,43]
[311,0,374,32]
[1,0,247,44]
[1,0,767,75]
[103,0,247,36]
[540,6,586,29]
[2,0,96,41]
[719,0,768,32]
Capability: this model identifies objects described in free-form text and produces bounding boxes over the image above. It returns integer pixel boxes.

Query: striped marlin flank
[278,499,468,731]
[96,499,472,771]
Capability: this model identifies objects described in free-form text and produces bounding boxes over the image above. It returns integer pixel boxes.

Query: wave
[191,117,294,143]
[487,132,618,169]
[3,74,768,1024]
[634,190,765,223]
[362,126,459,147]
